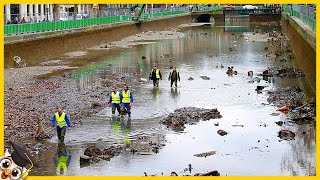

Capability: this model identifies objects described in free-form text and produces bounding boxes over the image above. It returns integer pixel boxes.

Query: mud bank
[4,14,191,68]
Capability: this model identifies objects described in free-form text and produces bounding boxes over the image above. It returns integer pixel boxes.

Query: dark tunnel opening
[197,14,211,23]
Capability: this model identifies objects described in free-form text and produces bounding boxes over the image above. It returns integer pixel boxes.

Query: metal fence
[4,7,191,36]
[282,4,316,31]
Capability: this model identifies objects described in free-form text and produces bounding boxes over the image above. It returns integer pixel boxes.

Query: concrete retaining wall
[281,15,316,96]
[249,14,281,22]
[4,14,191,68]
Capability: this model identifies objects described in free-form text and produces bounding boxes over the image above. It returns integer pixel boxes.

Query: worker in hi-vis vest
[121,85,134,117]
[149,65,162,87]
[51,107,71,143]
[108,86,123,116]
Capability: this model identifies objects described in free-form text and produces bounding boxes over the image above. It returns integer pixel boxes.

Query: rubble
[161,107,222,131]
[200,76,210,80]
[194,170,220,176]
[217,130,227,136]
[267,87,315,122]
[278,130,295,140]
[259,67,305,78]
[82,146,123,164]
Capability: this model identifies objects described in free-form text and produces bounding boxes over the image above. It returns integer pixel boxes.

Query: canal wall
[4,14,191,68]
[281,13,316,96]
[249,14,281,22]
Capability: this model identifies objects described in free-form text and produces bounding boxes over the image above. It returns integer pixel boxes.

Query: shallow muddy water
[31,18,315,176]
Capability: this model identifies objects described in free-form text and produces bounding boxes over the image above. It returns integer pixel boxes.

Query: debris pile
[81,146,123,165]
[267,87,315,122]
[260,67,305,78]
[161,107,222,131]
[278,130,295,140]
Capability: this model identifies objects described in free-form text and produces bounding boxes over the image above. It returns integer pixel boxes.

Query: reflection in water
[152,87,161,104]
[170,87,179,98]
[111,116,132,145]
[280,124,316,175]
[54,143,71,176]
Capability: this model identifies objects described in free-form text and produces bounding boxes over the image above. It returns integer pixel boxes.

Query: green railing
[282,5,315,31]
[4,10,190,36]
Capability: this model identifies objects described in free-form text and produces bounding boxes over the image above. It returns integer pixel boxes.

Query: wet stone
[217,130,227,136]
[278,130,295,140]
[200,76,210,80]
[275,121,284,126]
[194,170,220,176]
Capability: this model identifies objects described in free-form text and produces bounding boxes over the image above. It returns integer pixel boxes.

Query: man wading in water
[149,65,162,87]
[51,107,71,144]
[168,67,180,87]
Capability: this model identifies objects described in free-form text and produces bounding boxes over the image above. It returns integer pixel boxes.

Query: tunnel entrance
[197,14,212,23]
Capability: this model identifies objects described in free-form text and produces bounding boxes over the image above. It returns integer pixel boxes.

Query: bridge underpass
[191,8,281,24]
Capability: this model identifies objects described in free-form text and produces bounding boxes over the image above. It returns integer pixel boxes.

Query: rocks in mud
[91,102,103,109]
[188,77,194,80]
[275,121,284,126]
[194,170,220,176]
[161,107,222,131]
[255,86,265,93]
[194,151,216,158]
[217,130,227,136]
[278,130,295,140]
[82,146,123,165]
[229,47,236,51]
[200,76,210,80]
[260,67,305,78]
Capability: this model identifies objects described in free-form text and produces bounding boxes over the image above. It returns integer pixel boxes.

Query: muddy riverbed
[4,18,315,176]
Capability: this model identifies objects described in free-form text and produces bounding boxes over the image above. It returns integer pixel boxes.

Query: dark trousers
[171,80,178,87]
[121,104,131,117]
[57,128,66,143]
[112,104,121,115]
[153,79,159,87]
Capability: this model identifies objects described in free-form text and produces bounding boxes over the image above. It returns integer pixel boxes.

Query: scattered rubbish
[194,151,216,158]
[13,56,26,68]
[200,76,210,80]
[277,105,290,112]
[259,67,305,78]
[270,113,280,116]
[232,125,244,127]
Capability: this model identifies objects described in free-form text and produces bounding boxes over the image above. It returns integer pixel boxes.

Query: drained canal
[13,17,315,176]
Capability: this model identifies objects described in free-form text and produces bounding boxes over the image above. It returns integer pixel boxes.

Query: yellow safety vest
[122,90,131,103]
[111,92,120,104]
[56,156,68,171]
[55,113,67,128]
[156,69,160,79]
